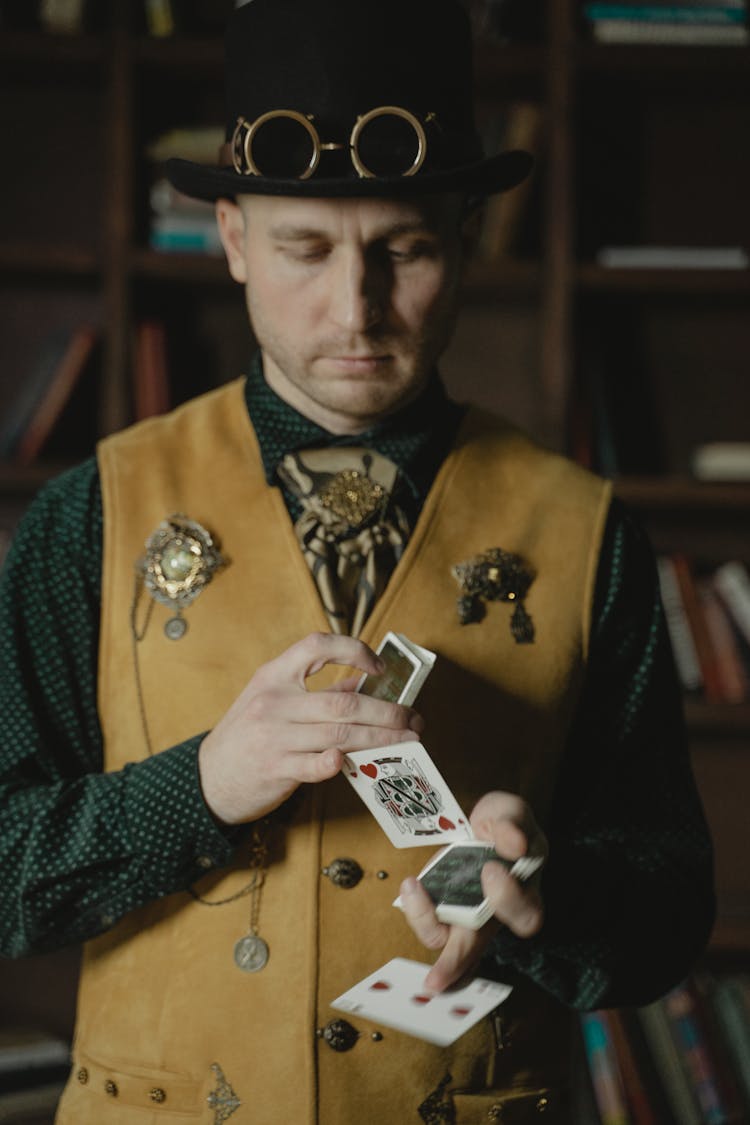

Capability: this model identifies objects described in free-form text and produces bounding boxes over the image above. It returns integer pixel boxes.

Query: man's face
[216,193,470,434]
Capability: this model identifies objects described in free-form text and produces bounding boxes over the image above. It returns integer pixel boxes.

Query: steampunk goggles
[223,105,439,181]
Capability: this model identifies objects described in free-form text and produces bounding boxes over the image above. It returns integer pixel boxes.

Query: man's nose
[329,250,387,332]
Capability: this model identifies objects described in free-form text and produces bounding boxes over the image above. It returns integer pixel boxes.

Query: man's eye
[281,245,329,262]
[389,241,435,262]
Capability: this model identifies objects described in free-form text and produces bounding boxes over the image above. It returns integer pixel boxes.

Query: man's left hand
[398,791,547,992]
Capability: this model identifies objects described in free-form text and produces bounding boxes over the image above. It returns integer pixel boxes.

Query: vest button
[149,1087,167,1104]
[76,1067,89,1085]
[321,1019,359,1052]
[536,1096,550,1113]
[486,1106,503,1121]
[105,1080,118,1097]
[321,858,363,888]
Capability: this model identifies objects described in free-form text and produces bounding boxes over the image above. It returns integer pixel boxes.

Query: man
[0,1,714,1122]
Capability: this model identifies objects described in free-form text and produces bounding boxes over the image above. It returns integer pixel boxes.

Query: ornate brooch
[136,514,225,640]
[451,547,536,643]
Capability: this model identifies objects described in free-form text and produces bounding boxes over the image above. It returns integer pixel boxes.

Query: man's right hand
[198,632,424,826]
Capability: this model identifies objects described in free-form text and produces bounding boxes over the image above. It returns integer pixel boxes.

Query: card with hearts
[343,742,473,848]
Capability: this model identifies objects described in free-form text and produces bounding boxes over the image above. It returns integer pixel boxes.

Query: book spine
[606,1009,661,1125]
[15,327,97,465]
[656,557,703,692]
[638,1001,704,1124]
[591,19,749,40]
[585,5,747,22]
[663,984,730,1124]
[714,562,750,646]
[581,1012,631,1125]
[697,578,748,702]
[671,554,724,702]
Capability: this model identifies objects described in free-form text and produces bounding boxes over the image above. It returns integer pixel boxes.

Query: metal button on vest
[321,1018,359,1052]
[105,1080,118,1097]
[76,1067,89,1085]
[321,857,363,888]
[149,1087,167,1104]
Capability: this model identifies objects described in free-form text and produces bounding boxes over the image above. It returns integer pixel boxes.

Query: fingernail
[374,657,386,673]
[401,878,418,896]
[409,712,425,733]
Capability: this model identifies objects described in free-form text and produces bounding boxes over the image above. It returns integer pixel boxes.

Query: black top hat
[166,0,533,201]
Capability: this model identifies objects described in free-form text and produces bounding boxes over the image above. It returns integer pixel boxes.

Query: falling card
[331,957,512,1046]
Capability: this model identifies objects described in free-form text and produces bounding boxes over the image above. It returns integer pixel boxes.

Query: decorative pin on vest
[451,548,536,643]
[136,514,226,639]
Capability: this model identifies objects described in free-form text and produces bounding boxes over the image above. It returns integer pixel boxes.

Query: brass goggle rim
[229,106,431,181]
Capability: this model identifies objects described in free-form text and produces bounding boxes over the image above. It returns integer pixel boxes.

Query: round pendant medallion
[164,616,187,641]
[234,934,269,973]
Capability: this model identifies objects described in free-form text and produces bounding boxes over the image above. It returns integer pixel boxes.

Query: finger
[399,877,450,952]
[280,632,385,684]
[423,923,496,993]
[481,860,544,938]
[291,687,425,735]
[470,792,548,863]
[283,747,345,785]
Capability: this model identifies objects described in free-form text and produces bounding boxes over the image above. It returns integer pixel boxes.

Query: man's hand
[399,791,547,992]
[198,632,424,826]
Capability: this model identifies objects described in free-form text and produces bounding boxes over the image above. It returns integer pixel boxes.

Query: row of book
[0,321,171,466]
[658,556,750,704]
[582,0,750,46]
[580,973,750,1124]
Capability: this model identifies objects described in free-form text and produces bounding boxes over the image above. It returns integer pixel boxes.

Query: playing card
[356,631,436,706]
[330,957,512,1046]
[343,742,473,848]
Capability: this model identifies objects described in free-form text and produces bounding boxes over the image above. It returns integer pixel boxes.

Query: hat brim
[165,149,533,203]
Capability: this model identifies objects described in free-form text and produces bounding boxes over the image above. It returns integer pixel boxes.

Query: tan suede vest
[57,379,610,1125]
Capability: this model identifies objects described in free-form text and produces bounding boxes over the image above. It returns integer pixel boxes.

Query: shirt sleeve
[483,498,716,1009]
[0,461,238,957]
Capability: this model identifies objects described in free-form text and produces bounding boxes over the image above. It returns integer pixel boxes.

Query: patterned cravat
[277,448,411,636]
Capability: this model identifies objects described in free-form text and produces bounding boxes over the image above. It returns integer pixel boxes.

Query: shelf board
[0,243,99,278]
[614,476,750,511]
[133,35,224,70]
[0,462,74,496]
[0,31,105,68]
[576,263,750,295]
[130,248,231,284]
[709,916,750,953]
[685,700,750,735]
[575,41,750,77]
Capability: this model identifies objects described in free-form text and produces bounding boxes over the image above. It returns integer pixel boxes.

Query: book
[657,557,703,693]
[596,246,749,269]
[144,0,175,37]
[638,1000,703,1124]
[0,329,95,463]
[133,321,170,421]
[580,1011,631,1124]
[584,4,748,23]
[714,561,750,647]
[691,442,750,482]
[671,553,724,703]
[663,982,731,1124]
[149,214,224,256]
[603,1010,661,1125]
[146,127,225,166]
[709,975,750,1109]
[590,19,749,41]
[38,0,86,34]
[697,578,749,702]
[477,102,544,260]
[14,326,97,466]
[691,974,748,1124]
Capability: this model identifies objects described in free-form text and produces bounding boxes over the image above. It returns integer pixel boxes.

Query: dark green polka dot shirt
[0,358,715,1010]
